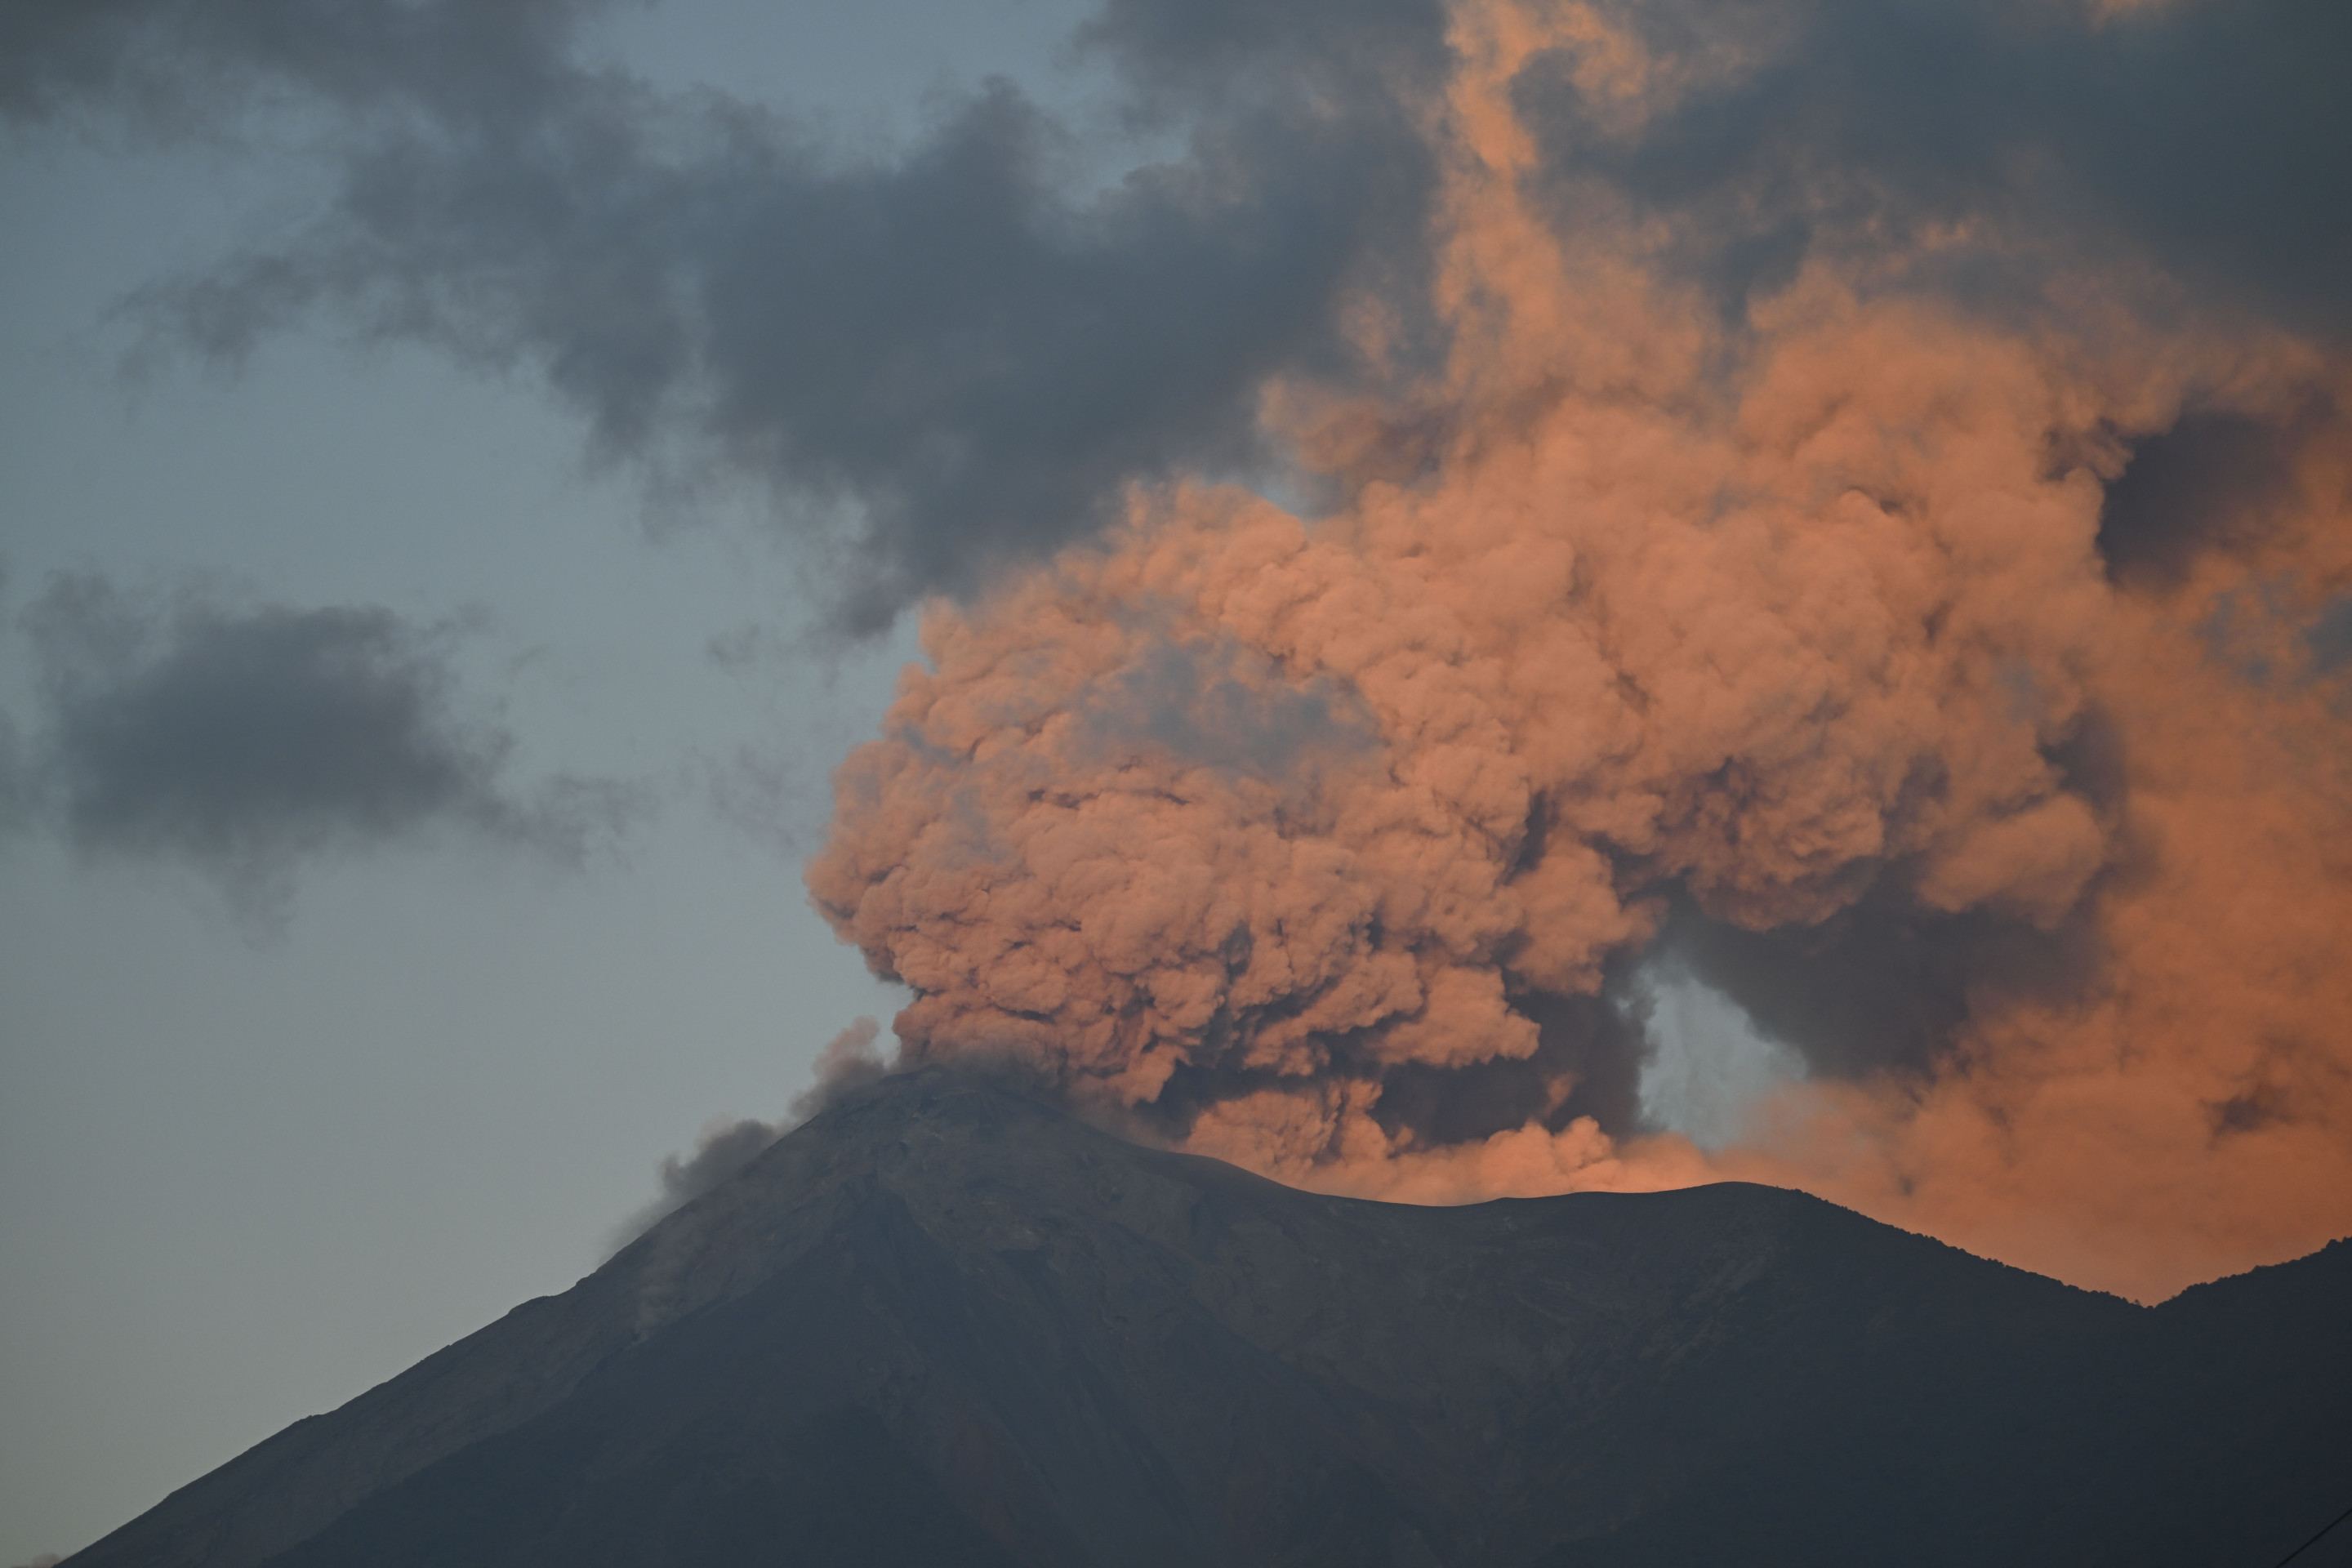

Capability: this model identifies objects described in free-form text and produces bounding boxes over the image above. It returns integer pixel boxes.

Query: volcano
[69,1069,2352,1566]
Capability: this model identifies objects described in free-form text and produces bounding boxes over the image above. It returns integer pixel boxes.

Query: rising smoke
[2,0,1446,632]
[812,0,2352,1301]
[609,1018,886,1253]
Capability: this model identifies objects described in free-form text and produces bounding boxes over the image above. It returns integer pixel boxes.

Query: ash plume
[812,0,2352,1301]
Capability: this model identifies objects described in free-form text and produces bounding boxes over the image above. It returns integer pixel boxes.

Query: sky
[0,2,1091,1557]
[5,1,2350,1560]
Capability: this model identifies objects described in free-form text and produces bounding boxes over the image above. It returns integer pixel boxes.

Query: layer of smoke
[607,1018,887,1253]
[789,1015,889,1120]
[605,1117,783,1258]
[4,0,1445,630]
[7,575,635,920]
[1503,0,2352,337]
[813,0,2352,1300]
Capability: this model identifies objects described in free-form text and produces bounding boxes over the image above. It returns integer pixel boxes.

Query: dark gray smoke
[14,574,634,915]
[10,2,2345,625]
[1512,0,2352,336]
[605,1018,889,1253]
[605,1116,782,1256]
[2095,406,2332,590]
[6,0,1447,630]
[1506,0,2351,597]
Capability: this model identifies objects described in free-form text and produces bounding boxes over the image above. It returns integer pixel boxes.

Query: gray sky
[0,3,1110,1557]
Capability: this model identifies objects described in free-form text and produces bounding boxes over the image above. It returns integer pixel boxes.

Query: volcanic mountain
[69,1069,2352,1567]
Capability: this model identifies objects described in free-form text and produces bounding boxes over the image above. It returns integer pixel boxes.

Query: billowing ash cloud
[607,1018,885,1252]
[810,0,2352,1302]
[14,575,632,912]
[5,0,1446,629]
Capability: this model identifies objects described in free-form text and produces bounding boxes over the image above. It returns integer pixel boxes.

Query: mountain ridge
[68,1067,2352,1567]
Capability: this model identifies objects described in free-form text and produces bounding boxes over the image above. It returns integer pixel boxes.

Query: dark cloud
[8,0,1447,630]
[1370,982,1653,1144]
[1657,893,2101,1086]
[1512,0,2352,337]
[1501,0,2352,600]
[2306,597,2352,674]
[2096,407,2326,590]
[16,574,634,911]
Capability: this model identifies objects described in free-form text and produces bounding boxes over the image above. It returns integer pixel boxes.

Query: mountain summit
[70,1069,2352,1566]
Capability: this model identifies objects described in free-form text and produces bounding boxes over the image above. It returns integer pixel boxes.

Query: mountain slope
[69,1069,2352,1567]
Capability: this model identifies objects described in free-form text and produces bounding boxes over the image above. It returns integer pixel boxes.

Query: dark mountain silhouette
[69,1069,2352,1567]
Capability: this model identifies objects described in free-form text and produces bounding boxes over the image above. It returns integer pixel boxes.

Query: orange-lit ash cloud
[810,0,2352,1302]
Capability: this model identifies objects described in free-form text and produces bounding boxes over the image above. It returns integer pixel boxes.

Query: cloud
[15,574,635,915]
[7,0,1448,630]
[2095,406,2332,590]
[1508,0,2352,338]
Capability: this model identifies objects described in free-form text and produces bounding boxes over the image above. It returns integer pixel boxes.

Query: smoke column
[810,0,2352,1301]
